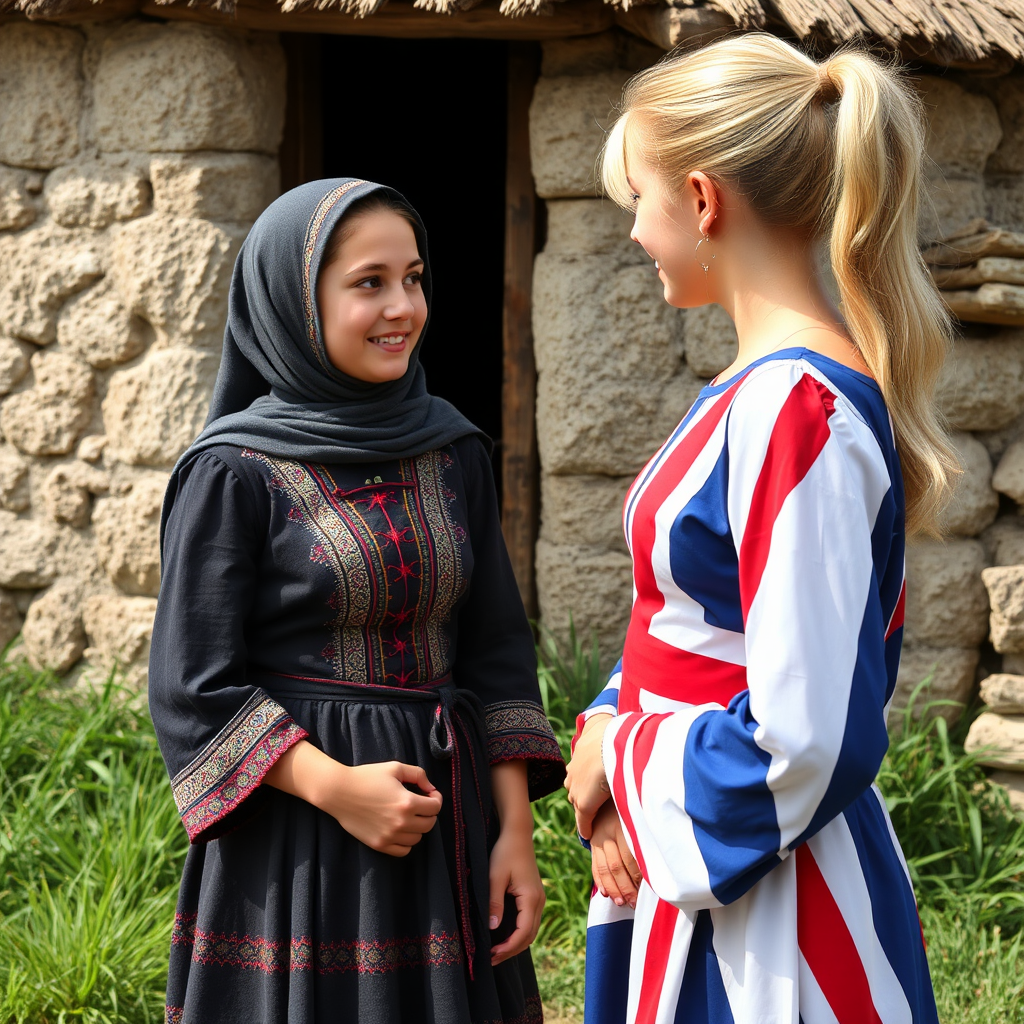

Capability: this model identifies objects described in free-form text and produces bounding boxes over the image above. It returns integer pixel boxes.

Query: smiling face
[316,208,427,383]
[627,159,713,309]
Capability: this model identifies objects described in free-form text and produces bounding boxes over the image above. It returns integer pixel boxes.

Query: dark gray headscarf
[162,178,485,541]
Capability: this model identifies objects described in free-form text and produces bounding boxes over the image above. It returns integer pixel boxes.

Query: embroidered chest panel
[244,448,467,686]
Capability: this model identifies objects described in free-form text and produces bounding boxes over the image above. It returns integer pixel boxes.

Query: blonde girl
[564,33,954,1024]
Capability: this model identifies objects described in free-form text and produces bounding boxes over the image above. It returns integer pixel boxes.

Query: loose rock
[110,214,243,347]
[150,152,278,222]
[93,474,165,596]
[0,511,56,588]
[77,435,106,464]
[0,223,102,344]
[993,439,1024,505]
[103,348,216,467]
[0,25,83,169]
[904,538,990,647]
[0,445,29,511]
[0,165,42,230]
[45,159,150,229]
[964,711,1024,770]
[940,431,998,536]
[93,23,285,155]
[22,580,84,675]
[57,280,146,369]
[0,351,94,457]
[979,672,1024,712]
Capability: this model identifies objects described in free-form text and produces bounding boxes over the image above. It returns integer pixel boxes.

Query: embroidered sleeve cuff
[485,699,565,800]
[171,692,308,843]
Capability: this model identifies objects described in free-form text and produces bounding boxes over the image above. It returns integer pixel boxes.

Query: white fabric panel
[808,822,913,1024]
[712,854,800,1024]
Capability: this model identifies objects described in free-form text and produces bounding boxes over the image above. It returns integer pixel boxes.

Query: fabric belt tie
[258,671,489,980]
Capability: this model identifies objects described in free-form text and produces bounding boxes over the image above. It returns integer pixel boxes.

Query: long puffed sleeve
[149,450,308,843]
[602,362,902,910]
[449,437,565,800]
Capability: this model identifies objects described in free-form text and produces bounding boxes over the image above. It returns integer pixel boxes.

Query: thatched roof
[5,0,1024,68]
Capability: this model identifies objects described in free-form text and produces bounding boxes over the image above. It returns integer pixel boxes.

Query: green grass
[1,637,1022,1024]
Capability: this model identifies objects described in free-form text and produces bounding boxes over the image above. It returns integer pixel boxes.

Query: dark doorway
[320,36,509,452]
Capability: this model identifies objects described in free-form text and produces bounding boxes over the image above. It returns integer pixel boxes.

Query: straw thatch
[2,0,1023,65]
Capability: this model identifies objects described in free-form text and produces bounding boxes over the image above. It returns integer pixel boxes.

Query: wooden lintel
[130,0,613,39]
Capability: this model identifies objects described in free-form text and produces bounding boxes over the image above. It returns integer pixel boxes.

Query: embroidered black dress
[150,435,563,1024]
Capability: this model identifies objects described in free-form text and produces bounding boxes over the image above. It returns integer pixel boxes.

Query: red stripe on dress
[622,382,746,713]
[610,713,650,882]
[738,375,836,625]
[621,639,748,714]
[635,898,681,1024]
[631,713,670,804]
[885,578,906,640]
[796,844,884,1024]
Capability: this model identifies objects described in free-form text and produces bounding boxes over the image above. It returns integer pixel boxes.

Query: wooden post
[279,34,324,194]
[502,43,541,618]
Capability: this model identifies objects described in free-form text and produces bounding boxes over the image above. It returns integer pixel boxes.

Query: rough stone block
[533,251,697,475]
[989,770,1024,813]
[83,592,157,677]
[0,588,22,651]
[993,438,1024,505]
[45,159,150,229]
[77,435,106,464]
[0,511,56,588]
[0,25,83,169]
[685,303,737,379]
[94,24,285,155]
[1,351,94,457]
[0,445,29,512]
[937,332,1024,431]
[940,431,999,536]
[918,76,1002,177]
[0,337,28,396]
[889,644,979,724]
[43,462,109,528]
[982,74,1024,175]
[93,474,165,596]
[965,711,1024,770]
[536,536,632,668]
[110,214,243,347]
[904,537,990,647]
[0,224,102,345]
[0,165,42,230]
[540,33,618,77]
[920,176,987,244]
[529,71,631,198]
[986,176,1024,232]
[103,348,216,467]
[540,472,631,554]
[975,409,1024,463]
[983,564,1024,651]
[22,580,84,675]
[982,514,1024,566]
[543,199,639,260]
[980,672,1024,712]
[57,280,146,370]
[150,152,279,223]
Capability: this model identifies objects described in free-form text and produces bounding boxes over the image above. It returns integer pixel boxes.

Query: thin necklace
[711,324,852,386]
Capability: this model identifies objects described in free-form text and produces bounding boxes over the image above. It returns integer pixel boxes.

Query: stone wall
[0,19,284,685]
[528,33,1024,725]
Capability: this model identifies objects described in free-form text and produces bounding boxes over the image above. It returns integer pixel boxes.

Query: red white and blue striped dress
[576,349,937,1024]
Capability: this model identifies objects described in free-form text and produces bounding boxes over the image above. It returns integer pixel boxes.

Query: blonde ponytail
[601,34,958,536]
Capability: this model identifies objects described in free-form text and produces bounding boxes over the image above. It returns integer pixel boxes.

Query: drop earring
[694,233,715,276]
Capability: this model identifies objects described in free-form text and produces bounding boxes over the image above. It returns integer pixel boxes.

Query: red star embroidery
[387,636,411,656]
[362,491,394,511]
[377,525,412,548]
[389,561,421,583]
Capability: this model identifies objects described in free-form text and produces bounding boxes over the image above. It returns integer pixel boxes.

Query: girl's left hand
[564,712,613,840]
[488,827,545,966]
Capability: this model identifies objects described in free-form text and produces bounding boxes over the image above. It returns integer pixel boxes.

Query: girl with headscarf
[150,178,564,1024]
